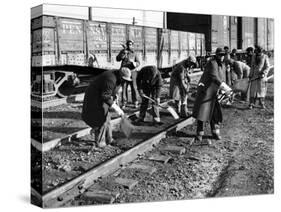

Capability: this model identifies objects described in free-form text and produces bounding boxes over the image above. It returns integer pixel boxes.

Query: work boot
[259,98,266,109]
[153,117,163,126]
[180,104,189,118]
[212,129,222,140]
[190,131,204,145]
[97,140,106,148]
[121,101,127,109]
[195,131,204,142]
[249,97,255,109]
[107,138,116,145]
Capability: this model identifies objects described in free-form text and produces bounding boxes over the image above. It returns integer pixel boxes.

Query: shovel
[142,95,179,119]
[120,115,134,138]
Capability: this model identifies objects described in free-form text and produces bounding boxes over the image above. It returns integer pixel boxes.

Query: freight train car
[167,13,274,53]
[31,5,205,98]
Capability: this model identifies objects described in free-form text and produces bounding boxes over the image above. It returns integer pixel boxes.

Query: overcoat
[249,53,270,98]
[82,70,120,128]
[169,61,191,100]
[232,61,250,81]
[136,65,163,98]
[116,48,140,70]
[192,59,225,122]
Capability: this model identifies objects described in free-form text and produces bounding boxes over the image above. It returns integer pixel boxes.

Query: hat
[215,48,225,56]
[120,67,132,81]
[246,47,254,52]
[255,45,263,53]
[187,55,197,64]
[126,39,134,45]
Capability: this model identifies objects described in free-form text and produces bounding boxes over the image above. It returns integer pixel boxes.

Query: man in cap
[192,47,232,143]
[227,58,251,80]
[223,46,232,86]
[135,65,163,124]
[82,67,131,148]
[248,45,270,109]
[116,39,140,109]
[169,55,197,118]
[245,47,254,67]
[227,58,250,100]
[230,48,238,61]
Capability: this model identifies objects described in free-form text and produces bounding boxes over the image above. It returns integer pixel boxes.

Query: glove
[129,61,137,68]
[138,90,144,98]
[259,72,265,78]
[111,102,124,116]
[114,94,119,105]
[219,82,232,96]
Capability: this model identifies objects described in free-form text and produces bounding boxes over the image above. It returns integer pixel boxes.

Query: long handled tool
[142,95,179,119]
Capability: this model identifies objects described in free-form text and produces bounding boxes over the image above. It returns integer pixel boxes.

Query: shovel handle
[142,94,156,102]
[142,95,166,109]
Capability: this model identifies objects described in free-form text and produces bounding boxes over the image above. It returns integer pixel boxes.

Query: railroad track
[31,66,274,207]
[31,100,174,152]
[31,109,196,208]
[31,71,203,207]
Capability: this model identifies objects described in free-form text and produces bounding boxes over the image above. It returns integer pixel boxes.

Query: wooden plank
[127,164,157,175]
[31,138,59,152]
[42,115,194,207]
[83,190,119,204]
[148,154,171,164]
[114,178,138,190]
[160,145,186,155]
[42,93,84,109]
[176,117,195,131]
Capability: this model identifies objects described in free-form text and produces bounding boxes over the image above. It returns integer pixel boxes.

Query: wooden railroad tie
[127,164,157,175]
[114,177,138,190]
[41,116,195,207]
[160,145,186,155]
[148,154,172,164]
[83,189,120,204]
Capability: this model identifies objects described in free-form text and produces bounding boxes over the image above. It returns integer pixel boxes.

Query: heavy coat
[249,53,270,98]
[136,65,163,98]
[232,61,250,80]
[116,48,140,70]
[82,70,121,128]
[169,60,191,100]
[192,59,225,122]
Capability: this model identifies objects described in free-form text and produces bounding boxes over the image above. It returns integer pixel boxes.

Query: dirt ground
[32,73,274,205]
[70,82,274,206]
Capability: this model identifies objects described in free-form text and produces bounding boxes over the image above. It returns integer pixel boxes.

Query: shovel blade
[120,117,134,138]
[167,106,179,119]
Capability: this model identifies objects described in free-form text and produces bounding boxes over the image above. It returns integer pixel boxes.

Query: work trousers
[122,71,138,104]
[197,120,220,133]
[139,90,160,121]
[93,112,112,145]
